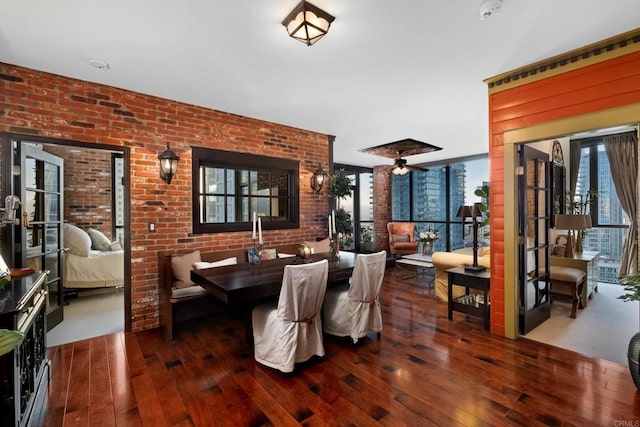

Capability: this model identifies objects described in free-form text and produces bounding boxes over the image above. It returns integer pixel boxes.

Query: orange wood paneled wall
[488,50,640,336]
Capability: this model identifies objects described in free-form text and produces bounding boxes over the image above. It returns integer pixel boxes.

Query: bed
[63,223,124,290]
[63,249,124,289]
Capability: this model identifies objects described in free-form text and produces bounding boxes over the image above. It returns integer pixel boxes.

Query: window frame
[191,147,299,234]
[391,154,489,252]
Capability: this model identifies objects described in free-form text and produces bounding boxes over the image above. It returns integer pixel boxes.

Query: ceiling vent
[480,0,502,20]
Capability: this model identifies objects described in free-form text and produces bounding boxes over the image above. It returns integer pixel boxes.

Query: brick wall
[0,62,331,332]
[44,145,114,238]
[372,166,392,252]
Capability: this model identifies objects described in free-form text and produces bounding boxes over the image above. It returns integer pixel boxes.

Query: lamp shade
[282,1,335,46]
[456,204,482,218]
[555,214,590,231]
[392,165,409,175]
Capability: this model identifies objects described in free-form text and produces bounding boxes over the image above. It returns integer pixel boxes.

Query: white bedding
[63,249,124,289]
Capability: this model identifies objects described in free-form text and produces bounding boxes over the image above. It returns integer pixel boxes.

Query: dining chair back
[252,259,329,373]
[323,250,387,343]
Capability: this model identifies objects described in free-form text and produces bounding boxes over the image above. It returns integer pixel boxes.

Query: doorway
[513,127,639,364]
[0,133,132,341]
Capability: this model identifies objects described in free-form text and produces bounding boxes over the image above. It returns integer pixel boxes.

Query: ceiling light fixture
[480,0,502,20]
[282,1,335,46]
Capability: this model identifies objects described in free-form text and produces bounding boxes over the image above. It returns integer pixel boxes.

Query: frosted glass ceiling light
[282,1,335,46]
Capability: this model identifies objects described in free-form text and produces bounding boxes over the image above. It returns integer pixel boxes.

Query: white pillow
[171,250,201,289]
[63,223,92,257]
[110,241,123,251]
[87,228,111,251]
[193,257,237,270]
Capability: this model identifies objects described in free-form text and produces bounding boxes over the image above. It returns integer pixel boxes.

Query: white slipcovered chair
[252,259,329,373]
[323,250,387,343]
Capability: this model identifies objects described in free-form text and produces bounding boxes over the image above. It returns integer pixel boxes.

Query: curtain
[569,140,582,198]
[604,132,638,276]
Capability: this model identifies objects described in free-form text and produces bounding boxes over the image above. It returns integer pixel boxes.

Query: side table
[447,267,491,330]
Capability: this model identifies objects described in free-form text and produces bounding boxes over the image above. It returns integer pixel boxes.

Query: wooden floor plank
[41,269,640,425]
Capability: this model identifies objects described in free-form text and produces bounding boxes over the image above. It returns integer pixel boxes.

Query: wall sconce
[158,143,179,184]
[282,0,335,46]
[456,204,486,272]
[310,164,326,193]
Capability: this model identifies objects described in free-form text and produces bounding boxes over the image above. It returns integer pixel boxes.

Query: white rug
[46,289,124,347]
[524,282,639,365]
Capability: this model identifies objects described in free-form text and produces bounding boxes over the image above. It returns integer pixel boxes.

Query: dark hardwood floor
[42,270,640,426]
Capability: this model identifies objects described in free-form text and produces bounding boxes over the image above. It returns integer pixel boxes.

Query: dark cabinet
[0,271,49,427]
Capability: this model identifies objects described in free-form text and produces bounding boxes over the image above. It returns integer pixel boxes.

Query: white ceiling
[1,0,638,168]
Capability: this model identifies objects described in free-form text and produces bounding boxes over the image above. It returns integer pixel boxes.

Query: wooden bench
[158,244,301,341]
[549,265,586,318]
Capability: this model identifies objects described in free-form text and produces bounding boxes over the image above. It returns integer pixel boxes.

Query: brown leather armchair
[386,222,419,256]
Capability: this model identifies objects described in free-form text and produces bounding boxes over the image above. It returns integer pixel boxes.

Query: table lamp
[456,203,486,273]
[555,214,590,258]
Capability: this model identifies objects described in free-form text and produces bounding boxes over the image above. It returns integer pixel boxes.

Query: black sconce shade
[158,143,179,184]
[310,164,326,193]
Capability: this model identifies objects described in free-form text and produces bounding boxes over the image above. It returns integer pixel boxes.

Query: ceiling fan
[358,138,442,175]
[389,150,427,175]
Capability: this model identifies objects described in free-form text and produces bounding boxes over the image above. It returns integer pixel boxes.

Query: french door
[17,143,65,331]
[519,145,552,334]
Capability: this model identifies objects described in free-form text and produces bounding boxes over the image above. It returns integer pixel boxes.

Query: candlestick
[258,216,263,245]
[332,210,337,234]
[252,211,256,240]
[328,214,332,238]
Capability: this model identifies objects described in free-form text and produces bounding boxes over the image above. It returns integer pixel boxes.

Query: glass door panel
[519,145,551,334]
[18,143,64,331]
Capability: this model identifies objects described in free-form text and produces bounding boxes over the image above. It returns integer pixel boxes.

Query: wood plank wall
[488,50,640,336]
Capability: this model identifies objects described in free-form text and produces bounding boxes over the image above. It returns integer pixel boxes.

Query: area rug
[524,282,639,365]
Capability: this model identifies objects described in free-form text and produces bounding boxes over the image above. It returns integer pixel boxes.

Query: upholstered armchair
[386,222,419,256]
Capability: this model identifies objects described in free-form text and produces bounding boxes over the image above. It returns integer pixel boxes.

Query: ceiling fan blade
[406,164,428,172]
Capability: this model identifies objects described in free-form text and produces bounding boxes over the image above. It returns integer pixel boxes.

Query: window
[576,140,630,282]
[192,147,299,234]
[333,164,373,252]
[391,155,489,252]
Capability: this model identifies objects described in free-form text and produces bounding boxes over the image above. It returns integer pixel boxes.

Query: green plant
[335,207,352,235]
[327,169,352,202]
[0,329,24,356]
[474,184,489,235]
[566,189,599,215]
[618,274,640,302]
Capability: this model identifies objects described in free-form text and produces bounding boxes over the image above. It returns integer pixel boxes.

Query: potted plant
[618,273,640,389]
[566,189,599,246]
[474,184,490,238]
[327,169,353,248]
[0,276,24,356]
[417,226,440,256]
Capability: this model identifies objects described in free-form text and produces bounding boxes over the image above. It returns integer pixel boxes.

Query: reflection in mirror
[192,147,299,234]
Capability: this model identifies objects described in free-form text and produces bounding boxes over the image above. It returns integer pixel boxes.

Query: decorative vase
[628,332,640,390]
[421,241,433,257]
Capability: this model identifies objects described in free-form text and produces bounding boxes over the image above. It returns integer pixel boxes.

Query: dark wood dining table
[191,251,359,344]
[190,251,358,307]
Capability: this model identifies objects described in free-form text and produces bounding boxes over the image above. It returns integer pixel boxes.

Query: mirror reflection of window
[193,147,299,234]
